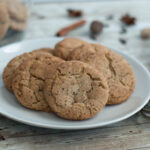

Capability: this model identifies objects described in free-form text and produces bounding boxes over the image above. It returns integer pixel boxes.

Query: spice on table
[141,28,150,39]
[121,14,136,25]
[119,38,127,44]
[90,20,103,39]
[90,20,103,36]
[56,20,86,36]
[67,9,83,18]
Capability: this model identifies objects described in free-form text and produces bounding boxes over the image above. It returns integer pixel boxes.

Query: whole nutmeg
[90,21,103,35]
[141,28,150,39]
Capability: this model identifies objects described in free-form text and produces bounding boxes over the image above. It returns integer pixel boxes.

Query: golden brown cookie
[3,53,33,92]
[9,19,27,31]
[44,61,108,120]
[32,48,53,55]
[0,0,28,31]
[5,0,28,22]
[2,49,53,92]
[12,53,63,112]
[0,2,9,40]
[53,38,88,60]
[68,44,136,105]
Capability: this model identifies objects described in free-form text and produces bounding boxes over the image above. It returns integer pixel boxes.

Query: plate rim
[0,37,150,130]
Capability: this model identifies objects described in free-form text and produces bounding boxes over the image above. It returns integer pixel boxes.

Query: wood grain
[0,0,150,150]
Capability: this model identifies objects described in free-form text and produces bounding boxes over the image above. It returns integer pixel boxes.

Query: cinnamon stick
[56,20,86,36]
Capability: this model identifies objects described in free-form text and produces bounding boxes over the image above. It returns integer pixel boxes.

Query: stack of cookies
[0,0,28,40]
[2,38,136,120]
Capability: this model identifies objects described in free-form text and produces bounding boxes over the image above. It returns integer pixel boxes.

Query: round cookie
[12,53,63,112]
[3,52,34,92]
[1,0,28,31]
[0,2,9,40]
[68,44,135,105]
[2,48,52,92]
[5,0,28,22]
[53,38,88,60]
[44,61,108,120]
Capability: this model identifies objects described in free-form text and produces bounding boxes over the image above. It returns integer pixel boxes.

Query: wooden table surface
[0,0,150,149]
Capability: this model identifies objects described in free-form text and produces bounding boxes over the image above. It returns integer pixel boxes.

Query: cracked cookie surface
[3,48,53,92]
[44,61,108,120]
[12,53,63,112]
[68,44,135,105]
[53,38,88,60]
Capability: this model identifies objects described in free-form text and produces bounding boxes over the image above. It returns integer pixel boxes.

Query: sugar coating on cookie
[2,48,53,92]
[68,44,135,105]
[12,53,63,112]
[44,61,108,120]
[53,38,88,60]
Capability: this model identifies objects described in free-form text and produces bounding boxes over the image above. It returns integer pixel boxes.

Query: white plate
[0,37,150,130]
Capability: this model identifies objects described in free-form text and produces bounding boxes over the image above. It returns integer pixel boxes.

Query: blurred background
[0,0,150,68]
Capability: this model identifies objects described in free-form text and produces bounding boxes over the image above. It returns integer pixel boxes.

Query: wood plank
[1,122,150,150]
[0,112,150,149]
[0,112,149,139]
